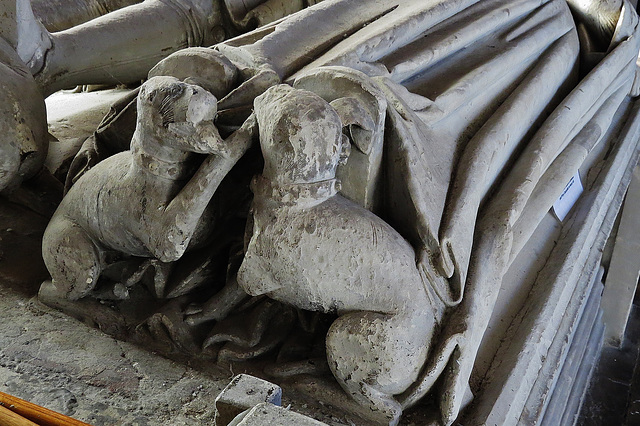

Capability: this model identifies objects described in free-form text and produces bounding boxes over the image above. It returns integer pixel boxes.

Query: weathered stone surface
[45,88,133,182]
[228,403,328,426]
[1,1,639,426]
[464,96,640,425]
[30,0,142,32]
[13,0,320,95]
[0,35,47,193]
[149,48,239,100]
[214,374,282,426]
[293,66,387,211]
[0,285,227,425]
[41,76,254,300]
[237,84,442,425]
[601,165,640,346]
[518,269,604,425]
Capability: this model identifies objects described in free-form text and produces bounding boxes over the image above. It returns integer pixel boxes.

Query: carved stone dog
[237,85,442,425]
[42,76,254,300]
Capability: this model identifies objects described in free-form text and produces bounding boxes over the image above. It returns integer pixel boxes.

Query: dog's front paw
[207,114,257,160]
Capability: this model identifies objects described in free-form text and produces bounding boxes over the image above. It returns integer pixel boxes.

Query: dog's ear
[152,83,186,127]
[339,134,351,166]
[329,97,375,155]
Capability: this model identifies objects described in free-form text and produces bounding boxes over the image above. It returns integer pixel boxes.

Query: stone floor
[0,199,230,425]
[0,288,229,425]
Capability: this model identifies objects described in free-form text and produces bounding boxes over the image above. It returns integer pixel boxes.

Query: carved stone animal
[42,76,254,300]
[237,85,443,425]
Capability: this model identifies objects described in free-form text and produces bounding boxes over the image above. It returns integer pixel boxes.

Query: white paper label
[553,171,583,221]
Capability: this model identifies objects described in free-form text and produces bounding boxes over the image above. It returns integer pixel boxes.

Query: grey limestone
[214,374,282,426]
[228,403,328,426]
[1,1,639,425]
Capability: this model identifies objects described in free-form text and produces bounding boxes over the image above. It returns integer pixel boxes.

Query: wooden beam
[0,404,38,426]
[0,391,91,426]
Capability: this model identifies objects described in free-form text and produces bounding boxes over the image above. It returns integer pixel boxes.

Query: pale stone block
[228,403,328,426]
[214,374,282,426]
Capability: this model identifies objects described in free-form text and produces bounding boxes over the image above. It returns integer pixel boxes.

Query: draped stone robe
[211,0,640,423]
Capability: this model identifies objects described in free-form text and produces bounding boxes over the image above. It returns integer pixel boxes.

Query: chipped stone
[228,403,328,426]
[214,374,282,426]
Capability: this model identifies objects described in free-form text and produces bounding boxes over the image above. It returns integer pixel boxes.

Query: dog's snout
[186,88,218,125]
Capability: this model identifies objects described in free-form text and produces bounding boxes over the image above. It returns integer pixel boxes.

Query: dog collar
[133,148,197,180]
[250,175,341,208]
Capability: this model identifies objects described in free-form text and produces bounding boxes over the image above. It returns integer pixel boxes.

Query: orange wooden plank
[0,404,39,426]
[0,391,92,426]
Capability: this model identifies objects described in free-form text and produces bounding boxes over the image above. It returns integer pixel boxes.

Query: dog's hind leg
[326,311,435,426]
[42,218,102,300]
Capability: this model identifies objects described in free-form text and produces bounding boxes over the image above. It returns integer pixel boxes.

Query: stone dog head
[134,76,219,156]
[254,84,347,185]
